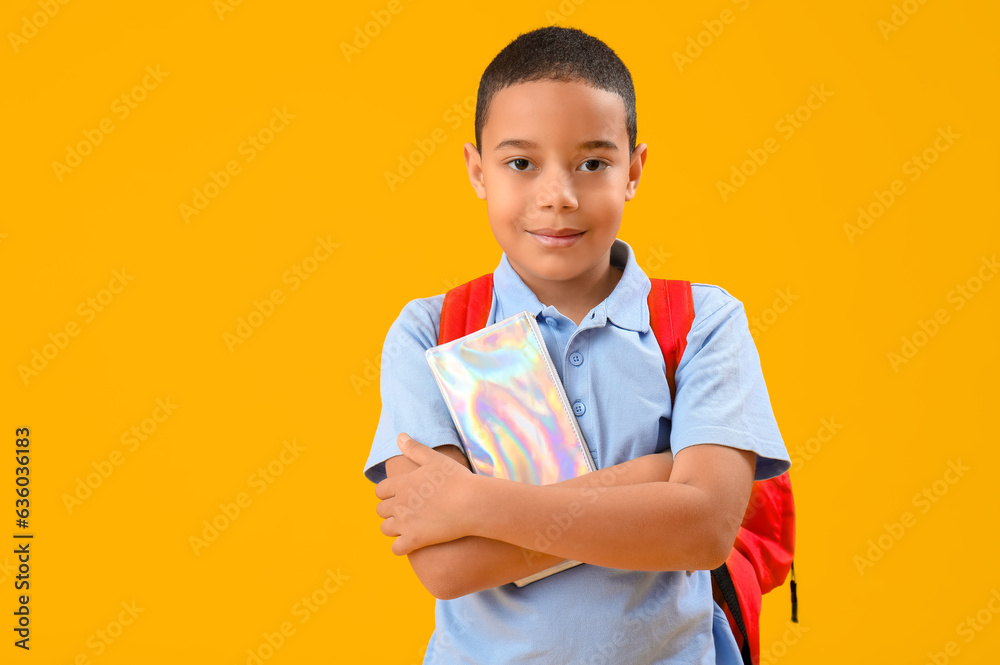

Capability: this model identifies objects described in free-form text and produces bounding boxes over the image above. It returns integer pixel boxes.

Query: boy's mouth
[528,228,585,248]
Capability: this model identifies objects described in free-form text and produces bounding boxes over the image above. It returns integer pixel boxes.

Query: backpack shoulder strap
[646,279,695,404]
[439,273,494,345]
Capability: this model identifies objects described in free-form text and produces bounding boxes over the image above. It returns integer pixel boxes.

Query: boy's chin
[511,254,605,284]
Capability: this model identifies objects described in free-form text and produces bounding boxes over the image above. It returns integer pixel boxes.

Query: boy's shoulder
[688,282,745,324]
[397,292,447,320]
[383,292,449,353]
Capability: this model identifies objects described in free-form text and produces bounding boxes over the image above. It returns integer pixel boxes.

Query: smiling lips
[529,228,584,248]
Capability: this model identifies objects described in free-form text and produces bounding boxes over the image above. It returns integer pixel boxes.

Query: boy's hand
[375,433,475,556]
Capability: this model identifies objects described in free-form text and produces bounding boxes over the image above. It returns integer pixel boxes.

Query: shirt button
[546,317,558,328]
[572,400,586,417]
[569,352,583,366]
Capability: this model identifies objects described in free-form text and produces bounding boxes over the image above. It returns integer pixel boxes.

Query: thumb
[397,433,433,464]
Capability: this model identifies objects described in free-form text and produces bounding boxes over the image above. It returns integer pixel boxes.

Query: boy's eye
[506,158,533,171]
[580,159,606,172]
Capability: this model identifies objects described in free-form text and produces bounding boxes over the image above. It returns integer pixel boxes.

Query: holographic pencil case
[425,309,596,586]
[425,309,595,483]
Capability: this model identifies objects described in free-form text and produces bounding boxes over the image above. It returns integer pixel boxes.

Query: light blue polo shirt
[364,238,789,664]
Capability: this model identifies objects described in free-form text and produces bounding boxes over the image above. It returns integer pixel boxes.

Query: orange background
[3,0,998,662]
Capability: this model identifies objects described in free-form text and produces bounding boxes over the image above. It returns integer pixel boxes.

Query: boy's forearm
[409,452,674,599]
[407,536,566,599]
[555,450,674,491]
[464,471,722,572]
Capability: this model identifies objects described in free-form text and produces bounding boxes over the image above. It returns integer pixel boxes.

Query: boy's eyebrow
[493,138,619,152]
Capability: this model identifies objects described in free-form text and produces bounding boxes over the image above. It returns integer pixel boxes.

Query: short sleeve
[669,285,790,481]
[363,295,463,484]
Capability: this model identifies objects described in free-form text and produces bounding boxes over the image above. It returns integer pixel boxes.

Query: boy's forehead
[484,79,627,152]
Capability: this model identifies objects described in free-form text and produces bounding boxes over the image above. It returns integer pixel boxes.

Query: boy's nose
[534,169,578,211]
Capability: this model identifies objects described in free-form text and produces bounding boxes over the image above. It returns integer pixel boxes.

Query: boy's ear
[463,142,487,200]
[624,142,648,202]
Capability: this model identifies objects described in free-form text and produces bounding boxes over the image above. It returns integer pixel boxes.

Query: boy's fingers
[398,433,436,464]
[374,478,393,500]
[380,517,399,537]
[391,537,410,557]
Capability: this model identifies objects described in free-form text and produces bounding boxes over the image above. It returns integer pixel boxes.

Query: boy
[365,26,790,664]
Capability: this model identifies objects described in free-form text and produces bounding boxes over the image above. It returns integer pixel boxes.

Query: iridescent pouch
[425,310,596,586]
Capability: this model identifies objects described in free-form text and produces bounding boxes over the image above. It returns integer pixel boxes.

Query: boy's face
[464,79,646,293]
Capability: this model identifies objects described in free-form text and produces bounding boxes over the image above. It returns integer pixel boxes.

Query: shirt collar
[491,238,651,332]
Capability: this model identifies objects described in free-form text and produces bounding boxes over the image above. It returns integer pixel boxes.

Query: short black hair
[475,26,637,157]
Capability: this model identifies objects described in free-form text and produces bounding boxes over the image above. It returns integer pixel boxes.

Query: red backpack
[438,274,797,665]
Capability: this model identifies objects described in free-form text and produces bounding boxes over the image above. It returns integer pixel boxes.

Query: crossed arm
[375,433,755,600]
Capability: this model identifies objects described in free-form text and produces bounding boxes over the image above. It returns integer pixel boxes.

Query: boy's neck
[514,253,624,326]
